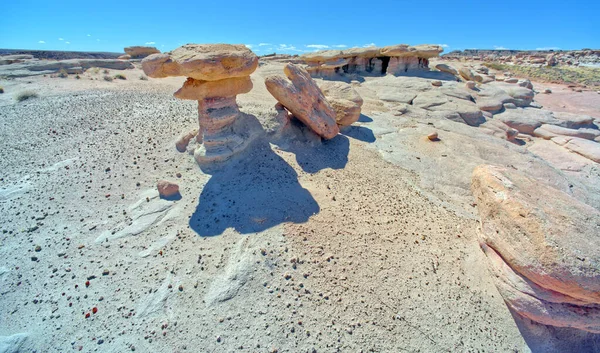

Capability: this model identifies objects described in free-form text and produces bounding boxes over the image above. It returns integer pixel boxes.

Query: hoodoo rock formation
[472,165,600,333]
[301,44,443,79]
[142,44,260,165]
[265,63,340,139]
[123,46,160,59]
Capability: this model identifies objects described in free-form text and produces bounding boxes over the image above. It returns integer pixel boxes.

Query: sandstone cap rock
[142,44,258,81]
[381,44,443,58]
[124,46,160,58]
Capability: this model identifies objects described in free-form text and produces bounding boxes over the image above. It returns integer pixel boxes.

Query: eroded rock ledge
[471,165,600,333]
[300,44,443,79]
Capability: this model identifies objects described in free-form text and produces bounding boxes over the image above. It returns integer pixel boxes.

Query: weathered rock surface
[560,137,600,163]
[496,109,596,135]
[265,63,339,139]
[142,44,258,81]
[533,124,600,141]
[124,46,160,59]
[319,81,363,126]
[472,165,600,332]
[143,43,261,165]
[301,44,442,78]
[435,63,459,76]
[157,180,180,198]
[412,88,485,126]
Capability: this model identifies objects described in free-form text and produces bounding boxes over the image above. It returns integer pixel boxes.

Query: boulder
[459,67,482,82]
[176,129,199,152]
[472,165,600,332]
[265,63,339,139]
[319,81,363,126]
[142,44,258,81]
[157,180,180,198]
[124,46,160,59]
[435,63,458,76]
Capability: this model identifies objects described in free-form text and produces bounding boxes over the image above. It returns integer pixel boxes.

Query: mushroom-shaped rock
[124,46,160,59]
[142,44,260,166]
[142,44,258,81]
[319,81,363,126]
[471,165,600,332]
[265,63,339,139]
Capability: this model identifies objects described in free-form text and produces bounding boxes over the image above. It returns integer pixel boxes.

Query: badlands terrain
[0,44,599,353]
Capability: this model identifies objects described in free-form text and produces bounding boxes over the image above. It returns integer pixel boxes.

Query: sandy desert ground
[0,56,599,353]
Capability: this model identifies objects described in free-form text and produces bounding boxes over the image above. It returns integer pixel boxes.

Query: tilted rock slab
[318,81,363,126]
[471,165,600,333]
[265,63,339,139]
[142,44,260,165]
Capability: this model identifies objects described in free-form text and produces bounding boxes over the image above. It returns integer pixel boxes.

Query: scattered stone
[504,77,518,84]
[175,129,198,152]
[157,180,179,198]
[465,81,476,90]
[431,80,442,87]
[543,88,552,94]
[427,132,439,141]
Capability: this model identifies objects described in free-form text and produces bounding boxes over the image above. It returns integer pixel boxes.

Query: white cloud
[87,34,91,37]
[306,44,329,49]
[333,44,347,48]
[38,40,45,44]
[66,41,70,44]
[245,44,253,49]
[363,43,376,47]
[58,38,64,41]
[258,43,271,46]
[145,41,155,45]
[439,44,449,48]
[96,39,100,42]
[494,46,508,50]
[536,47,560,50]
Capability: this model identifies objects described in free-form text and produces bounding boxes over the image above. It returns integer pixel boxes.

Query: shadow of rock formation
[340,125,376,143]
[269,118,350,173]
[189,138,319,237]
[510,309,600,353]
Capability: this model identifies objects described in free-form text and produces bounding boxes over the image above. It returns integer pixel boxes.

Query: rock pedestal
[142,44,259,165]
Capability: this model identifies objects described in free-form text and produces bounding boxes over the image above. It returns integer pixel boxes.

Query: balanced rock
[319,81,363,126]
[124,46,160,59]
[265,63,339,139]
[142,44,260,165]
[472,165,600,333]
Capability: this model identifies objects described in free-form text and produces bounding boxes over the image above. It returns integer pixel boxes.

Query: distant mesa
[122,46,160,59]
[300,44,443,79]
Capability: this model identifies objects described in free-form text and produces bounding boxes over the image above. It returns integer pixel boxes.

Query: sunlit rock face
[301,44,443,79]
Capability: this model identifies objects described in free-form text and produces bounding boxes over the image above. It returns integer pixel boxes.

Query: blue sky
[1,0,598,54]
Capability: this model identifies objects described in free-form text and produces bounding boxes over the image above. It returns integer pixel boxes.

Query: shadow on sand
[189,139,320,237]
